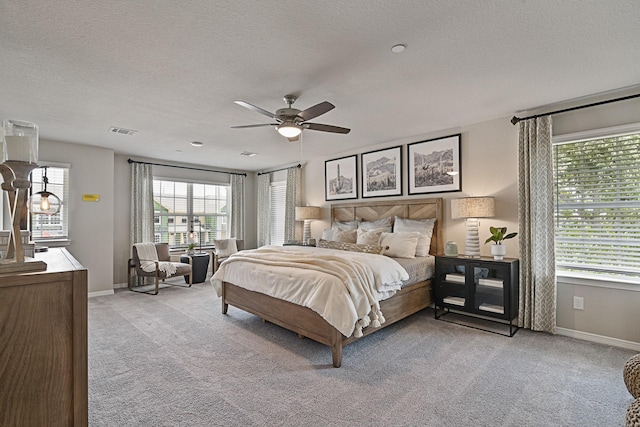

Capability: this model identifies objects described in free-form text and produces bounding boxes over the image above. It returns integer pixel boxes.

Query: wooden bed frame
[221,197,444,367]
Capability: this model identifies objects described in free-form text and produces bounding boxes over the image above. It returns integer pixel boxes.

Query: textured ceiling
[1,1,639,172]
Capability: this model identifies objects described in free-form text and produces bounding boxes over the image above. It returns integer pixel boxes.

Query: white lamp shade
[2,120,39,164]
[295,206,321,221]
[451,197,495,219]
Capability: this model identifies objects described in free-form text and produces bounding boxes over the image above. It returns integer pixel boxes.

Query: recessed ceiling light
[190,141,204,147]
[240,151,257,157]
[391,44,406,53]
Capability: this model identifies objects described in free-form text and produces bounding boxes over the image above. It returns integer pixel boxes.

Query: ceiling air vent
[108,126,138,136]
[240,151,257,157]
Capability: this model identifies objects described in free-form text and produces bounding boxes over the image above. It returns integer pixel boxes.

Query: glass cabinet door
[438,260,468,309]
[472,264,506,316]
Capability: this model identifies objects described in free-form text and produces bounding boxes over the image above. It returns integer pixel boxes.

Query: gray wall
[40,139,115,294]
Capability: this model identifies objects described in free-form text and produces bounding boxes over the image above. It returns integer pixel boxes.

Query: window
[553,125,640,281]
[153,178,229,248]
[269,181,286,245]
[30,164,70,243]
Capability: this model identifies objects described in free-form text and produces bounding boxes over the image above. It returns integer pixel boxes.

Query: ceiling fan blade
[234,100,276,119]
[305,122,351,134]
[231,123,278,129]
[299,101,335,121]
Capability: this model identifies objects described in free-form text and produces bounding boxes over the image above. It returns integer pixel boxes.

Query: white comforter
[210,245,409,338]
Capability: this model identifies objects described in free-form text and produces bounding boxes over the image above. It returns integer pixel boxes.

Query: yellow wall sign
[82,194,100,202]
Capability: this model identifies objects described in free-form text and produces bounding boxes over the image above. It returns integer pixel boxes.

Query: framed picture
[408,134,461,194]
[325,155,358,201]
[361,145,402,198]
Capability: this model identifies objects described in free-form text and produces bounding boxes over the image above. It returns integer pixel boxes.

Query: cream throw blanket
[211,246,409,338]
[134,243,177,277]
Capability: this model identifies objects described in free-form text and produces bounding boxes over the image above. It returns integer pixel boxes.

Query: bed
[213,197,443,367]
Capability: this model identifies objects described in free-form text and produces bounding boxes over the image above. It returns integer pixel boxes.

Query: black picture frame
[361,145,402,198]
[407,134,461,194]
[325,155,358,201]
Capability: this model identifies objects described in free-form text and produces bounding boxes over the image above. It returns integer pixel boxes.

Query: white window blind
[30,164,70,242]
[553,129,640,280]
[269,181,286,246]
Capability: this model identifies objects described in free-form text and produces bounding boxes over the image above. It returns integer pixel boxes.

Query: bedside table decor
[434,254,519,336]
[445,240,458,256]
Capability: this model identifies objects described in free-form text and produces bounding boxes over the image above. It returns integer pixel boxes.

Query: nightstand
[434,255,519,336]
[180,252,210,283]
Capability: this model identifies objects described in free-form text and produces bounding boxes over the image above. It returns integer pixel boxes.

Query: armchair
[128,243,193,295]
[212,239,244,273]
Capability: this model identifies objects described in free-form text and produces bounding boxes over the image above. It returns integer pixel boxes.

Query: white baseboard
[555,327,640,352]
[88,289,115,298]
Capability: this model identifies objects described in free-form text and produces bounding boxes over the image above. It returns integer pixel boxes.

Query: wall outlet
[573,296,584,310]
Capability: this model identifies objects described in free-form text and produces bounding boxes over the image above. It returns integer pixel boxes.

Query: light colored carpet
[89,278,635,426]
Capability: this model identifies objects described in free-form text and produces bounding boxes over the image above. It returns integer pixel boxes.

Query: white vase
[491,244,506,260]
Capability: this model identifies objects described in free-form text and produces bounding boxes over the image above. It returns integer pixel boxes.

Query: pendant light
[27,166,61,215]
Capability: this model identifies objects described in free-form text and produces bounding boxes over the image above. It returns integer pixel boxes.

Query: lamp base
[302,220,312,245]
[464,218,481,258]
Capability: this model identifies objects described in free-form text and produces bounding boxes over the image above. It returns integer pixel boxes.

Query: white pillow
[214,238,238,258]
[380,231,421,259]
[333,229,357,243]
[356,228,384,245]
[321,229,336,241]
[393,216,436,257]
[332,220,359,231]
[359,217,392,232]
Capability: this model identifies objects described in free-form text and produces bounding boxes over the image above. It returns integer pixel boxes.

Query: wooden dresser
[0,248,88,427]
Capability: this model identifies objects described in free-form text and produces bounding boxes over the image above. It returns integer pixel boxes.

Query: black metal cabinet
[434,255,519,336]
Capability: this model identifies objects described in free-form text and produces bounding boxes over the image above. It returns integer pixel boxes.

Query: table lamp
[295,206,321,245]
[451,197,495,258]
[1,119,46,272]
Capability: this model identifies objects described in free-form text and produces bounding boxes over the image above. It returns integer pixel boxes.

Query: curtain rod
[127,159,247,176]
[511,92,640,125]
[257,163,301,176]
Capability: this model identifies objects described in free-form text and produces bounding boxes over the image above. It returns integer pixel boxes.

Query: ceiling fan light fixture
[277,123,302,138]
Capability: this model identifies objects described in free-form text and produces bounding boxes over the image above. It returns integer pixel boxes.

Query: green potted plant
[186,243,196,255]
[484,226,517,260]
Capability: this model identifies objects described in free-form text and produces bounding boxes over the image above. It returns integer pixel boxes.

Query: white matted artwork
[325,155,357,200]
[408,134,461,194]
[361,145,402,198]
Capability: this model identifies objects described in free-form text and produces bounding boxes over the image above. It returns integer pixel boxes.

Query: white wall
[39,140,115,294]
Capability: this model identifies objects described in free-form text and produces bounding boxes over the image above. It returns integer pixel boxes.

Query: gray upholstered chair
[128,243,192,295]
[212,239,244,273]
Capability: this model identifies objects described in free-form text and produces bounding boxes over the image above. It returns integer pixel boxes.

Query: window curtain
[256,173,270,247]
[130,162,154,248]
[284,166,301,243]
[517,116,556,332]
[230,174,245,239]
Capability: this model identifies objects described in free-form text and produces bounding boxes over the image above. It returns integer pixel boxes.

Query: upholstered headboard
[331,198,444,255]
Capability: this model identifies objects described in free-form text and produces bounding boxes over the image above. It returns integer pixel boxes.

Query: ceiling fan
[231,95,351,142]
